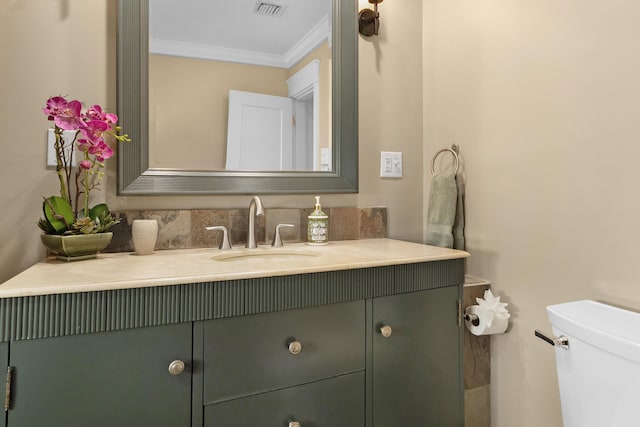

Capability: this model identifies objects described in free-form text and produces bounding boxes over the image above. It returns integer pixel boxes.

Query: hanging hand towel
[452,174,465,250]
[425,173,458,248]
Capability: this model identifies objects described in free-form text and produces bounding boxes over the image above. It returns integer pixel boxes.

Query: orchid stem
[54,127,69,204]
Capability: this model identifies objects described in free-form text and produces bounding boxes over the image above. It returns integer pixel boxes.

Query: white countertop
[0,239,469,299]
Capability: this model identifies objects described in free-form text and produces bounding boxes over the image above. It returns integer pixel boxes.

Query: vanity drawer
[202,300,365,404]
[204,372,365,427]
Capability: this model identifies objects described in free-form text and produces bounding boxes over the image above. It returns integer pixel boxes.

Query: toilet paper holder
[464,313,480,326]
[463,290,511,336]
[464,305,509,335]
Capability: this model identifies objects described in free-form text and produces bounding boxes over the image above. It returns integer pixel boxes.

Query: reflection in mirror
[117,0,357,195]
[149,0,332,172]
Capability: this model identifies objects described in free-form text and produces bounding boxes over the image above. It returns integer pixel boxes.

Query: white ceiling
[149,0,331,68]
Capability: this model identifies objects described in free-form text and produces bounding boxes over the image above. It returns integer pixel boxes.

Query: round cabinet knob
[168,359,185,376]
[289,422,301,427]
[288,340,303,355]
[379,325,393,338]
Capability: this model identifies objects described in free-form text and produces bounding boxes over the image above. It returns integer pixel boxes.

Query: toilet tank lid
[547,300,640,363]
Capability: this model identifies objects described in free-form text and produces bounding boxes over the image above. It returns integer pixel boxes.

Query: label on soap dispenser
[308,196,329,245]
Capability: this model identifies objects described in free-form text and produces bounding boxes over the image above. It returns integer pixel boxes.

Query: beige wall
[425,1,640,426]
[0,1,424,283]
[150,41,333,171]
[149,55,289,170]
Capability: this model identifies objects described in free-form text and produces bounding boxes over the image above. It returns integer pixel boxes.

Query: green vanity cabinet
[5,322,192,427]
[370,286,462,426]
[0,255,466,426]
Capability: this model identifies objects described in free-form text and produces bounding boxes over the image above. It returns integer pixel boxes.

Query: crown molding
[150,16,330,69]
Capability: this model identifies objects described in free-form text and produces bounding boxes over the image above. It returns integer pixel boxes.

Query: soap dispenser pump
[307,196,329,245]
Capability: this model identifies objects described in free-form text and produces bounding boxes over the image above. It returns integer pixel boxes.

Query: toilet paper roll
[465,305,508,336]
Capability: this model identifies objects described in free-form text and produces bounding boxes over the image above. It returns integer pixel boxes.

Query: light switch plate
[380,151,402,178]
[47,129,78,168]
[320,147,331,171]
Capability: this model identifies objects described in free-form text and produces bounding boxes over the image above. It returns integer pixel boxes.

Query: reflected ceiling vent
[255,2,283,17]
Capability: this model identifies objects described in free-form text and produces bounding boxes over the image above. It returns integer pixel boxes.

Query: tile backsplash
[106,207,387,253]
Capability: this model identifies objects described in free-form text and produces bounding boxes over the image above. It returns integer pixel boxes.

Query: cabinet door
[7,323,192,427]
[204,372,365,427]
[372,286,462,426]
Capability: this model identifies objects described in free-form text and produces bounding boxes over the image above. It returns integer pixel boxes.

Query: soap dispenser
[307,196,329,245]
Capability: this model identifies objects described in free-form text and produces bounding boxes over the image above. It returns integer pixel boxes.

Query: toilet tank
[546,300,640,427]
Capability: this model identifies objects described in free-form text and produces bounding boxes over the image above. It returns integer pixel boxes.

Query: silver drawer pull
[535,330,569,349]
[288,340,303,355]
[379,325,393,338]
[289,422,301,427]
[168,359,186,375]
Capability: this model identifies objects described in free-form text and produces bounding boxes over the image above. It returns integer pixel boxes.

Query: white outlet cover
[380,151,402,178]
[47,129,78,168]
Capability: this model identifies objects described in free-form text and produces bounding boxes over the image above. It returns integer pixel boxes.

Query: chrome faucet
[246,196,264,248]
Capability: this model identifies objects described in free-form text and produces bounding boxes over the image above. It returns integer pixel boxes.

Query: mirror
[117,0,358,195]
[149,0,332,173]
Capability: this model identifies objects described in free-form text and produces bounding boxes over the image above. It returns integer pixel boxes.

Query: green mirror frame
[117,0,358,195]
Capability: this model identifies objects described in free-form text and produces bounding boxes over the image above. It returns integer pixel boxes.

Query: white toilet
[542,300,640,427]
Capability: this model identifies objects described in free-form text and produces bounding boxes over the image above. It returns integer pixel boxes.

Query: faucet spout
[246,196,264,248]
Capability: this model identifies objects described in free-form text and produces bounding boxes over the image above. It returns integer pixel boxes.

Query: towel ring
[431,147,460,177]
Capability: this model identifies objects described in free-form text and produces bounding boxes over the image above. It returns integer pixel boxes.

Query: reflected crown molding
[150,16,330,69]
[284,16,330,67]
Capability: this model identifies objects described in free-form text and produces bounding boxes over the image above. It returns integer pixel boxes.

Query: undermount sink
[212,247,322,262]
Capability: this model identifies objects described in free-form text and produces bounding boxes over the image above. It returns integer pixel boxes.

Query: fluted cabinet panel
[0,259,464,342]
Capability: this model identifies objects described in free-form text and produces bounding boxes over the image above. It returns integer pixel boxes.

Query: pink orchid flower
[85,105,118,125]
[79,160,92,170]
[88,140,114,162]
[42,96,68,119]
[76,138,90,149]
[79,120,110,144]
[52,100,83,131]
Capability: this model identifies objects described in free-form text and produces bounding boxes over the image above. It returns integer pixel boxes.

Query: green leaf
[88,203,110,221]
[86,204,120,233]
[37,217,56,234]
[43,196,74,234]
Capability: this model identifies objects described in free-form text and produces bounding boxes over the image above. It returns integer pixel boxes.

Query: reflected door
[226,90,293,171]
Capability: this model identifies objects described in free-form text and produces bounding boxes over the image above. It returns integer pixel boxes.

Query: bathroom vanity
[0,239,467,427]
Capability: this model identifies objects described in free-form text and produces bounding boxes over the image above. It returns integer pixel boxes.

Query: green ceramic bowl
[41,233,113,261]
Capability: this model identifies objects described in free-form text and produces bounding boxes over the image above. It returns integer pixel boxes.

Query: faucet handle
[206,226,232,250]
[271,224,295,247]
